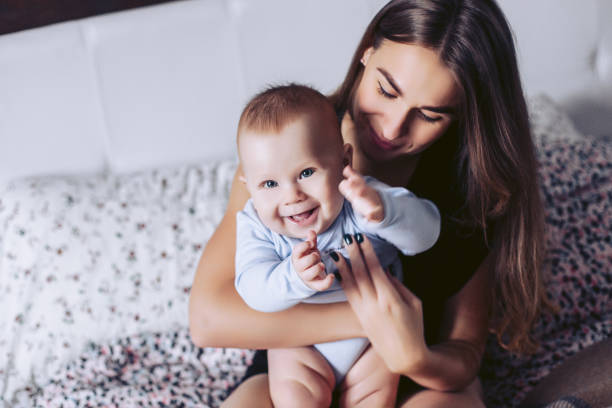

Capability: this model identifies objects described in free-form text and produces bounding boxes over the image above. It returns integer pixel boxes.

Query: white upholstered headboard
[1,0,611,185]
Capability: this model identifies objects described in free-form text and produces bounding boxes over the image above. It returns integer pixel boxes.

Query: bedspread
[0,160,237,405]
[36,329,252,407]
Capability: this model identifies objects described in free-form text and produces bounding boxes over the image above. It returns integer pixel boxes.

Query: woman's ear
[343,143,353,167]
[361,47,374,66]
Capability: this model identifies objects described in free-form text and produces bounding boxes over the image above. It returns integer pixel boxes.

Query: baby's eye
[299,168,315,179]
[262,180,278,189]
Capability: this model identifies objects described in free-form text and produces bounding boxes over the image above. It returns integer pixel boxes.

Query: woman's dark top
[239,119,490,387]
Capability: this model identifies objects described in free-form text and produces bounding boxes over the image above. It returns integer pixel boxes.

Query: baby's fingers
[294,251,320,272]
[339,178,363,201]
[299,262,326,281]
[292,240,313,259]
[307,230,317,248]
[342,165,363,180]
[307,273,335,292]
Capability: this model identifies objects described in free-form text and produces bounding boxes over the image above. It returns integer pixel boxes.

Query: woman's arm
[333,234,491,391]
[188,167,362,349]
[405,253,491,390]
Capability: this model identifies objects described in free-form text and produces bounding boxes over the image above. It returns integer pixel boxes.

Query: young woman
[189,0,548,406]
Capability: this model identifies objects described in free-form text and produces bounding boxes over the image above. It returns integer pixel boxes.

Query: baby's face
[239,115,346,239]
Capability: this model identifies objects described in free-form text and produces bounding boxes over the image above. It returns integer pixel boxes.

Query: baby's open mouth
[288,207,318,226]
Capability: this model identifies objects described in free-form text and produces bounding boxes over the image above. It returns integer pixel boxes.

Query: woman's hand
[332,233,431,375]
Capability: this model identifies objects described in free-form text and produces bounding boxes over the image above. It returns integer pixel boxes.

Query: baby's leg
[268,347,335,408]
[338,346,400,408]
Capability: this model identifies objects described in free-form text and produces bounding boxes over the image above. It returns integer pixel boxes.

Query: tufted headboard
[1,0,611,185]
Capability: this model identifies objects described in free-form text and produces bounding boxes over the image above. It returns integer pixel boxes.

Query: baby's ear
[343,143,353,167]
[238,168,247,184]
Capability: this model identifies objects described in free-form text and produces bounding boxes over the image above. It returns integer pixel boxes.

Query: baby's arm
[234,205,332,312]
[339,165,440,255]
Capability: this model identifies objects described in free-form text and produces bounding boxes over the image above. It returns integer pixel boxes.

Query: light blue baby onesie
[235,177,440,384]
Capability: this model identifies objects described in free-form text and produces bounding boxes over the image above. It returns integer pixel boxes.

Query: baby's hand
[291,230,334,291]
[339,165,384,223]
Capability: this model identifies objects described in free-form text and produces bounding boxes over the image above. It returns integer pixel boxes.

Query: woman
[189,0,548,406]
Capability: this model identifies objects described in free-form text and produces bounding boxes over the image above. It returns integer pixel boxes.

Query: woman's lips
[287,207,318,227]
[367,123,397,151]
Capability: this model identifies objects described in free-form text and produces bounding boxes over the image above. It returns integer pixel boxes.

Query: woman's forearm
[188,221,363,349]
[190,276,361,349]
[400,256,491,391]
[401,339,484,392]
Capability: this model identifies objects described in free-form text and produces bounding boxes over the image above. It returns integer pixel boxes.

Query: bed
[1,1,611,407]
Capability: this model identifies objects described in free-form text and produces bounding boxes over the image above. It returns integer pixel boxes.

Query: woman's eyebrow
[421,105,456,114]
[377,67,403,95]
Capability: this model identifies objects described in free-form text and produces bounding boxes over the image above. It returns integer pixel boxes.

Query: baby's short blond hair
[237,83,341,147]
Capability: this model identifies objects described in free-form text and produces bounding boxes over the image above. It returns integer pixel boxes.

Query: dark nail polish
[343,234,353,245]
[355,233,363,243]
[330,251,339,262]
[333,271,342,282]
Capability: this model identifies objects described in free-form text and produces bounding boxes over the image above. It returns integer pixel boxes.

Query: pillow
[528,94,584,145]
[481,98,612,407]
[0,160,237,403]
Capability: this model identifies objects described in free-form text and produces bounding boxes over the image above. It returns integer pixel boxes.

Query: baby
[234,84,440,406]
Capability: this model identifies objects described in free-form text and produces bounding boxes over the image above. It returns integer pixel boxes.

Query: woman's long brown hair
[331,0,549,353]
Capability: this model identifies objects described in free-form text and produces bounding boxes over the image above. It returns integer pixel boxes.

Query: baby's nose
[283,184,306,204]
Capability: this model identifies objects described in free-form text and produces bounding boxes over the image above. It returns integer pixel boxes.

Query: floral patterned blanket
[0,161,238,406]
[1,96,610,407]
[36,329,252,408]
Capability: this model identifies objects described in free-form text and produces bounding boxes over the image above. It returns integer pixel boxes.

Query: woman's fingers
[356,234,403,301]
[343,234,375,296]
[390,275,421,307]
[330,251,358,298]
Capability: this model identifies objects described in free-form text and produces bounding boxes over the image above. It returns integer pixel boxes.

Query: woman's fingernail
[330,251,339,262]
[355,233,363,243]
[343,234,353,245]
[333,271,342,282]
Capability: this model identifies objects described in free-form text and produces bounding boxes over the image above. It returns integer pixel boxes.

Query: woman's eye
[418,110,442,123]
[377,81,397,100]
[300,168,315,179]
[262,180,278,188]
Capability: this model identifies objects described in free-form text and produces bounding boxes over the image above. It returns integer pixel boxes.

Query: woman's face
[350,40,461,162]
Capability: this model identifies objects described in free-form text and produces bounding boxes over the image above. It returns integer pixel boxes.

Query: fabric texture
[35,328,253,408]
[0,161,238,405]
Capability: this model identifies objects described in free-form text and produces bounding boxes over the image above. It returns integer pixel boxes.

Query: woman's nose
[380,109,410,141]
